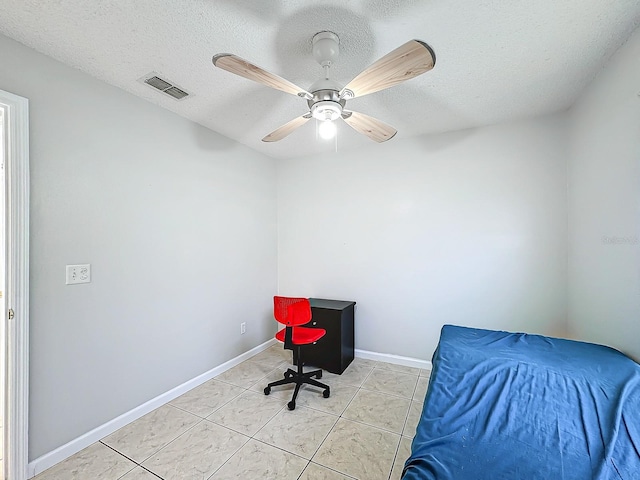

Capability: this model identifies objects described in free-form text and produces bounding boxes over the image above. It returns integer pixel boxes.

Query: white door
[0,89,30,480]
[0,101,5,480]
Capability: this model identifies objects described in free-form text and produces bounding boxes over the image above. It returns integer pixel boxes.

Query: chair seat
[276,326,326,345]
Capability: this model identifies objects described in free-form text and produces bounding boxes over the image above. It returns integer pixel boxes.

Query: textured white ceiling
[1,1,639,159]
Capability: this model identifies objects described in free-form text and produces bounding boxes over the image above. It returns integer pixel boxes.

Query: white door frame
[1,90,30,480]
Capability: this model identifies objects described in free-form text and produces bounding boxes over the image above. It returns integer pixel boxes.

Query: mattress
[402,325,640,480]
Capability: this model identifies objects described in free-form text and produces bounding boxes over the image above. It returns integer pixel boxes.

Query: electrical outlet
[66,264,91,285]
[240,322,246,335]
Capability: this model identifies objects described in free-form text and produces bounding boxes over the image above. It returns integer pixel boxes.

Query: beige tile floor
[34,345,431,480]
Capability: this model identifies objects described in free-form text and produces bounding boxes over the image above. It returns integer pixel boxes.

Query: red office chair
[264,296,330,410]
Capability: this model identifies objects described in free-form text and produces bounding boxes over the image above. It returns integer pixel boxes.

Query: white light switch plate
[66,264,91,285]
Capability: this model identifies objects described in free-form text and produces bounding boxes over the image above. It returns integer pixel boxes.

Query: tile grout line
[303,407,341,463]
[279,360,393,476]
[133,417,210,469]
[102,405,222,476]
[100,441,140,466]
[202,350,296,479]
[216,436,312,479]
[166,377,249,410]
[93,356,420,480]
[400,373,420,437]
[348,365,403,479]
[196,432,253,480]
[250,436,310,460]
[139,465,165,479]
[309,461,360,479]
[333,415,405,437]
[200,434,249,480]
[101,442,165,480]
[305,363,396,479]
[255,362,378,479]
[114,463,137,480]
[249,404,288,440]
[388,429,405,480]
[218,360,405,478]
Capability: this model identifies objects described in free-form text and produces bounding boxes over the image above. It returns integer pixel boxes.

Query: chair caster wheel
[316,371,322,379]
[287,401,296,410]
[264,387,271,395]
[323,388,330,398]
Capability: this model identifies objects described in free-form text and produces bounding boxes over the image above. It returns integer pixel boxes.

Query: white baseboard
[355,348,432,370]
[28,341,428,477]
[27,338,277,478]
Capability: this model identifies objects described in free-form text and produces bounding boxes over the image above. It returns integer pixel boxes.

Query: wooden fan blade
[262,113,312,142]
[213,54,311,98]
[340,40,435,99]
[342,111,397,143]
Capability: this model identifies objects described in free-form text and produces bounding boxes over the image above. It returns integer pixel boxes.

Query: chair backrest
[274,296,312,327]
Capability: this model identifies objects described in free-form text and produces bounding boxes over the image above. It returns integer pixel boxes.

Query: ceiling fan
[212,31,436,143]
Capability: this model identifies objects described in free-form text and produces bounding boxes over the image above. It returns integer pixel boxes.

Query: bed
[402,325,640,480]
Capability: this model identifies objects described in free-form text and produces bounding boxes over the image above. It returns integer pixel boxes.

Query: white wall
[567,28,640,360]
[278,115,568,360]
[0,35,278,460]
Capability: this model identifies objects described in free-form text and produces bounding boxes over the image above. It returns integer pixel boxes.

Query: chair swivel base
[264,364,330,410]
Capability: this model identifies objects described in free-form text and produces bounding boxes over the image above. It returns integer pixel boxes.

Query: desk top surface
[309,298,356,310]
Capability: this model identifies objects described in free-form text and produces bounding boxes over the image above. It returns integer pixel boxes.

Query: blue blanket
[403,325,640,480]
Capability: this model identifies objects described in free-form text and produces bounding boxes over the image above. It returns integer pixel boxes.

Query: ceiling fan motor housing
[308,89,345,121]
[312,31,340,67]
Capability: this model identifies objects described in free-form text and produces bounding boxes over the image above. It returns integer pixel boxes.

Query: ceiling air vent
[139,72,191,101]
[164,86,189,100]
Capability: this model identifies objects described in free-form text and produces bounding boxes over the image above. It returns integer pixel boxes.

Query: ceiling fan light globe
[318,120,337,140]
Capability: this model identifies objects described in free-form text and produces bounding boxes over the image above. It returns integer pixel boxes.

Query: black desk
[295,298,356,374]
